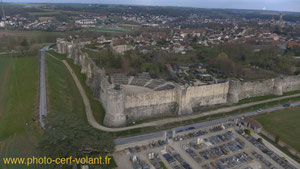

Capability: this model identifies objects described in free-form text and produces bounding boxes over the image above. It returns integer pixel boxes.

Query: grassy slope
[46,55,86,121]
[0,55,43,169]
[47,50,300,139]
[254,106,300,152]
[47,50,106,125]
[0,56,13,116]
[46,53,117,169]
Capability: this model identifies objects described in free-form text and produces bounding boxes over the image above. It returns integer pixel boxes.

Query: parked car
[283,103,290,108]
[256,109,263,113]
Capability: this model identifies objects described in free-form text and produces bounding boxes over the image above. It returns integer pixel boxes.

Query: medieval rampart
[56,39,300,127]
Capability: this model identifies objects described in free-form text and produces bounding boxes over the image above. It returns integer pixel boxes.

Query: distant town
[0,3,300,169]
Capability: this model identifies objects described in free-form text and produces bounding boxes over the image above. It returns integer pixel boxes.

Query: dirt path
[0,59,13,119]
[61,58,300,132]
[47,53,300,132]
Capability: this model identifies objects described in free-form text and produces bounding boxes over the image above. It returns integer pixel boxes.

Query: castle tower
[227,80,240,104]
[176,85,193,115]
[103,87,126,127]
[273,78,283,96]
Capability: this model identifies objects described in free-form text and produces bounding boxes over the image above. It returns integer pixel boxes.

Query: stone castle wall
[56,39,300,127]
[227,76,300,103]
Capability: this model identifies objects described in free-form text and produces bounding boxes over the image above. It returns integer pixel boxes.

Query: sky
[4,0,300,12]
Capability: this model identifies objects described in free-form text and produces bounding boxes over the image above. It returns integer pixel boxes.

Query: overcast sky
[4,0,300,12]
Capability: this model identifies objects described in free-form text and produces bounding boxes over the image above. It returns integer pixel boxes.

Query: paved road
[252,132,300,169]
[48,52,300,168]
[39,46,49,129]
[48,53,300,133]
[114,102,300,145]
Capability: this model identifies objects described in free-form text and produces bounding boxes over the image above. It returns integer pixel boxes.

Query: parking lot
[114,123,292,169]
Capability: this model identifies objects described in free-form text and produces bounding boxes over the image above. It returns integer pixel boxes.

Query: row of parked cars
[174,123,233,142]
[256,103,291,113]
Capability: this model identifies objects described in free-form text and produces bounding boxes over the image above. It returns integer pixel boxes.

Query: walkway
[252,132,300,168]
[47,53,300,132]
[39,46,49,129]
[47,52,300,169]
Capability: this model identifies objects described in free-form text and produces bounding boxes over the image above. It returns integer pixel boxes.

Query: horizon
[3,0,300,13]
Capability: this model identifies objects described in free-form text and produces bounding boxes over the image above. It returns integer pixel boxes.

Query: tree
[210,52,235,74]
[20,38,29,47]
[275,135,280,144]
[257,138,263,143]
[244,129,251,136]
[39,113,115,169]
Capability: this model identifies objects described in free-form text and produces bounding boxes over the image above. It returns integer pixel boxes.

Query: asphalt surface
[46,51,300,168]
[252,132,300,169]
[114,102,300,145]
[47,52,300,133]
[0,51,19,55]
[39,46,49,129]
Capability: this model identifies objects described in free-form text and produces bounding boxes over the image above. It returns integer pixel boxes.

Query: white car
[256,109,263,113]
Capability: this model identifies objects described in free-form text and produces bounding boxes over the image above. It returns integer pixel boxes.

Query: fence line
[260,129,300,158]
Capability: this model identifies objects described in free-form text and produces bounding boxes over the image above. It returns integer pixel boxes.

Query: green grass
[0,56,13,115]
[0,55,39,140]
[238,89,300,105]
[112,96,300,138]
[46,55,86,121]
[45,50,300,143]
[259,134,300,163]
[46,51,106,125]
[254,106,300,153]
[159,162,168,169]
[45,53,118,169]
[28,11,61,16]
[0,54,45,169]
[89,27,129,33]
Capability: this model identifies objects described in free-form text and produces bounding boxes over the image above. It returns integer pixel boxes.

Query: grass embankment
[46,55,86,121]
[46,50,106,125]
[113,93,300,138]
[254,106,300,153]
[238,90,300,105]
[0,54,43,169]
[46,50,300,138]
[46,51,117,169]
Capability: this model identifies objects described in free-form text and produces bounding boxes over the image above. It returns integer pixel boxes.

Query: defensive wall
[56,39,300,127]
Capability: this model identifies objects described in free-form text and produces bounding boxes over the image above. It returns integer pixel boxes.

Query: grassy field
[0,54,43,169]
[45,52,117,169]
[46,51,106,125]
[89,26,131,33]
[28,11,61,16]
[0,56,13,117]
[46,55,86,121]
[0,55,39,140]
[46,50,300,139]
[254,106,300,152]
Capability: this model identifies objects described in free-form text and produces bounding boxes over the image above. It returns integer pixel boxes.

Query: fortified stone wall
[228,75,300,103]
[125,89,178,122]
[56,39,300,127]
[187,82,229,109]
[279,75,300,92]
